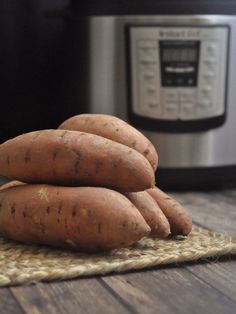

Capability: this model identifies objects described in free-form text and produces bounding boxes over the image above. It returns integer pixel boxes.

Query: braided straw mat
[0,226,236,286]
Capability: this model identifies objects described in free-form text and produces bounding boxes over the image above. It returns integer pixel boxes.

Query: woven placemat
[0,226,236,287]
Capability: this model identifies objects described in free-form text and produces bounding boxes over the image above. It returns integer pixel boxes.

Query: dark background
[0,0,80,143]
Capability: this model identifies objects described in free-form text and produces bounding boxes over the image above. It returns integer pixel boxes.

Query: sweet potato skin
[0,180,24,191]
[125,191,170,238]
[58,114,158,171]
[147,187,192,236]
[0,130,155,192]
[0,185,150,252]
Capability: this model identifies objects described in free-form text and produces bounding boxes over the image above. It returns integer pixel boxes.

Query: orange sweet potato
[147,187,192,236]
[0,180,24,191]
[58,114,158,171]
[0,185,150,252]
[125,191,170,238]
[0,130,155,192]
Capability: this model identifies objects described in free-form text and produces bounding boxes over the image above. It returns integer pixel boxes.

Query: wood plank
[170,191,236,235]
[101,266,236,314]
[11,284,60,314]
[186,259,236,303]
[100,274,169,314]
[11,278,130,314]
[0,288,24,314]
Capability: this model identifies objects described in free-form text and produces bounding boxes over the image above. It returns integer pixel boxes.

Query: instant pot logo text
[159,29,201,39]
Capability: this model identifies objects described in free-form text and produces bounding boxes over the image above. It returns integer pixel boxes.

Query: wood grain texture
[187,259,236,303]
[11,278,130,314]
[0,289,24,314]
[101,267,236,314]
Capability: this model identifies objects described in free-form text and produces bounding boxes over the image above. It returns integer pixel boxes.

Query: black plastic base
[156,165,236,191]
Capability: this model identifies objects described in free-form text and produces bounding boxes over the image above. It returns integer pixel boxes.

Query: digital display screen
[162,47,198,62]
[159,40,200,87]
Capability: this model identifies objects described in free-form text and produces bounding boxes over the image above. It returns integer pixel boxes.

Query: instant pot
[63,0,236,189]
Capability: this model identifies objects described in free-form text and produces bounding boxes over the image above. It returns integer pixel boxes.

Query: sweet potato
[58,114,158,171]
[0,130,155,192]
[125,191,170,238]
[0,185,150,252]
[147,187,192,236]
[0,180,24,191]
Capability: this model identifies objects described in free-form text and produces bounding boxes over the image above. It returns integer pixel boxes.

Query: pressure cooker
[62,0,236,189]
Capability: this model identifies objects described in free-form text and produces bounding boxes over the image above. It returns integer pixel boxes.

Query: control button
[197,93,212,104]
[198,100,212,108]
[143,99,162,117]
[202,86,213,94]
[203,78,215,87]
[201,41,218,64]
[200,67,217,86]
[143,71,156,80]
[203,58,217,65]
[163,103,179,120]
[177,78,184,85]
[198,96,213,107]
[180,90,196,103]
[187,78,194,86]
[147,101,160,109]
[203,85,212,91]
[198,86,214,101]
[196,101,215,119]
[140,59,157,65]
[180,103,195,120]
[203,71,215,78]
[146,85,157,94]
[202,72,216,83]
[163,89,179,103]
[196,100,214,118]
[138,40,157,49]
[140,64,158,80]
[166,79,173,86]
[138,49,157,63]
[206,42,218,58]
[202,63,216,74]
[207,42,217,50]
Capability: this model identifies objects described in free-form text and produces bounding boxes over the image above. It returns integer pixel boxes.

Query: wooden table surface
[1,189,236,314]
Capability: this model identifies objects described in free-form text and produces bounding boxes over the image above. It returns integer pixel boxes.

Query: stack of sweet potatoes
[0,114,192,252]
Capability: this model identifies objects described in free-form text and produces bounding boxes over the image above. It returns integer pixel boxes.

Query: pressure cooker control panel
[128,25,229,132]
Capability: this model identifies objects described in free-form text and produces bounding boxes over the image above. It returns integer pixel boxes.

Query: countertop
[1,188,236,314]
